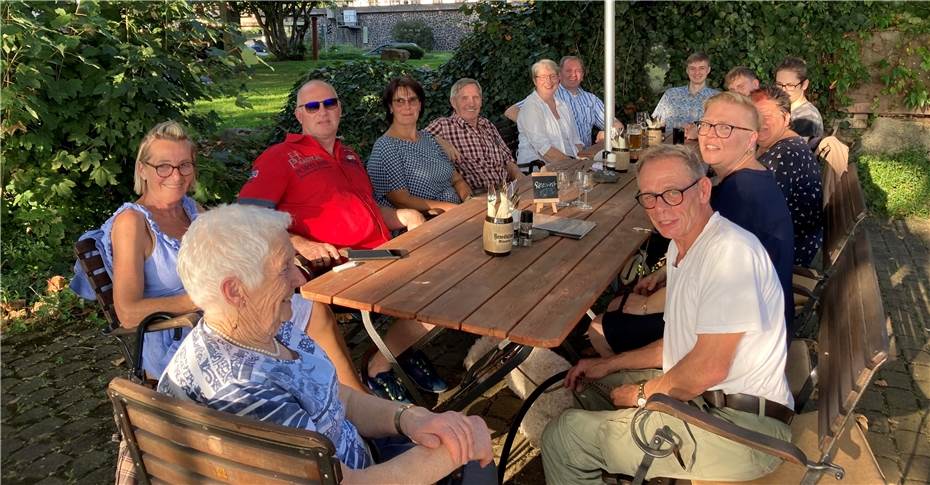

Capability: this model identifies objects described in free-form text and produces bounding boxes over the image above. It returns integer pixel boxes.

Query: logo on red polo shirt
[287,151,328,178]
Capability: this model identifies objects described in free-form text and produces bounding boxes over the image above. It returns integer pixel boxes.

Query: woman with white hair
[515,59,583,171]
[158,204,496,483]
[75,121,361,388]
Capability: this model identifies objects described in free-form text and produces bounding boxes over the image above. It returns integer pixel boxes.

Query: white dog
[464,336,575,446]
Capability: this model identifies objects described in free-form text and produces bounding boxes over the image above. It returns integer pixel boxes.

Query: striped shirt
[425,114,514,192]
[158,296,373,470]
[517,84,606,146]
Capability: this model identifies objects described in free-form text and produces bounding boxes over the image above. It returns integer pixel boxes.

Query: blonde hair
[177,204,292,315]
[703,92,761,131]
[134,120,197,195]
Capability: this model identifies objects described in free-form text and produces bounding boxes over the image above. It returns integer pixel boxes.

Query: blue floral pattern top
[651,85,719,131]
[157,296,373,470]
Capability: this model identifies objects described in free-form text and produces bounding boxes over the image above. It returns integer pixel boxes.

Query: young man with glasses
[238,80,433,402]
[651,52,719,138]
[775,57,823,140]
[544,144,793,483]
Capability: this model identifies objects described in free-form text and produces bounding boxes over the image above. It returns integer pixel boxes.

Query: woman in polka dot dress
[751,86,823,266]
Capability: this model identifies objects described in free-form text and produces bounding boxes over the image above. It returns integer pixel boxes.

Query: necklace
[205,321,281,358]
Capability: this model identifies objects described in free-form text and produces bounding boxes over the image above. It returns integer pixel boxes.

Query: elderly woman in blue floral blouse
[158,204,494,482]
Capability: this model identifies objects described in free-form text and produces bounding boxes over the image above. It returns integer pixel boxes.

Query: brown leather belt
[701,390,794,425]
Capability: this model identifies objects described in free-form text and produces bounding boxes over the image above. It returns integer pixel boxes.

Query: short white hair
[449,78,482,104]
[531,59,559,79]
[177,204,292,314]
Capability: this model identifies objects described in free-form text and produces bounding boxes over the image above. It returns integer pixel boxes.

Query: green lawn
[193,52,452,131]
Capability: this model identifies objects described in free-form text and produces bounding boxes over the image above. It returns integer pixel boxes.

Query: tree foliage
[392,19,435,52]
[239,1,321,60]
[0,0,249,299]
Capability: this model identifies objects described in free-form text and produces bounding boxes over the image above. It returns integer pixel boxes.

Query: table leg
[435,340,533,412]
[361,311,427,406]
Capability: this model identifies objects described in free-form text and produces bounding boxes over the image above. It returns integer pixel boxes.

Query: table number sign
[532,172,559,213]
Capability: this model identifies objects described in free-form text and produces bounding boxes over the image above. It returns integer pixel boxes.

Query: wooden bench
[74,239,199,381]
[640,231,888,484]
[108,377,342,484]
[793,162,868,333]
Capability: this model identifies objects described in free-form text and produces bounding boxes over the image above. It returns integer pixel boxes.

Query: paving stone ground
[2,216,927,483]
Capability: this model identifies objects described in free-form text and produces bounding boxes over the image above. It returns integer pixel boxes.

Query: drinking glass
[557,170,573,208]
[575,171,594,211]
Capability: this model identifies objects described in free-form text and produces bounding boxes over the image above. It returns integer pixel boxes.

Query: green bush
[394,43,425,60]
[859,148,930,219]
[0,0,250,302]
[392,19,434,51]
[269,60,446,158]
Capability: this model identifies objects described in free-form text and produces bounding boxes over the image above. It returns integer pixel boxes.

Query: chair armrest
[793,265,822,280]
[643,394,809,467]
[793,282,816,299]
[142,311,201,332]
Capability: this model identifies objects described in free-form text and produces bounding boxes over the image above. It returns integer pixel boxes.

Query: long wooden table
[301,160,652,408]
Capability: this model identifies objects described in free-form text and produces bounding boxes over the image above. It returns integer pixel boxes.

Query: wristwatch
[636,381,648,408]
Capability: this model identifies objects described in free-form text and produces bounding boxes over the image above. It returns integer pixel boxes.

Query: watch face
[637,397,647,407]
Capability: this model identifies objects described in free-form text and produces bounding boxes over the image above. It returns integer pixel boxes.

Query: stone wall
[316,4,475,51]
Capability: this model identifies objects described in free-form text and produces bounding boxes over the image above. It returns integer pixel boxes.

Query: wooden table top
[301,161,652,348]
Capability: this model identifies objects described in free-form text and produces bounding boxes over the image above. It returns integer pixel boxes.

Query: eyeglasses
[696,121,755,139]
[774,81,803,90]
[535,74,559,82]
[634,178,701,209]
[303,97,339,112]
[143,160,195,178]
[392,95,420,106]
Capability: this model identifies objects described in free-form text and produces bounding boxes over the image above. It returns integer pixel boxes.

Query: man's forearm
[341,385,406,438]
[610,338,664,371]
[342,443,457,484]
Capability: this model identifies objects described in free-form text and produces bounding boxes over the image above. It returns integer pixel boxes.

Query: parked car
[245,38,270,57]
[365,42,424,59]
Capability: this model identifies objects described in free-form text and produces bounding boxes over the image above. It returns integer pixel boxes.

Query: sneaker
[365,370,413,403]
[399,349,449,393]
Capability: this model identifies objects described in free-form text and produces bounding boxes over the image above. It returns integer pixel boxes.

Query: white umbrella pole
[603,0,618,169]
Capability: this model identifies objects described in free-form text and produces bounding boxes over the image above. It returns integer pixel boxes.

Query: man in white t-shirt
[542,145,793,483]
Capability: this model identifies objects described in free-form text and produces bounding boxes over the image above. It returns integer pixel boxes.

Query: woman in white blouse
[515,59,583,170]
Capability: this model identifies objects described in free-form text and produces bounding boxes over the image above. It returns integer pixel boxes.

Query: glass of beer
[627,123,643,150]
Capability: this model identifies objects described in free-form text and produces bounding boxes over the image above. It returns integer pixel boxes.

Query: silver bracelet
[394,403,415,436]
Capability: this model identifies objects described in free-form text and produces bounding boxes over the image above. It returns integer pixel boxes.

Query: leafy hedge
[1,1,251,300]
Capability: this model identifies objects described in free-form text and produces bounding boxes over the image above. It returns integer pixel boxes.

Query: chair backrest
[74,238,120,330]
[815,231,888,460]
[108,377,343,485]
[822,162,867,269]
[494,118,519,158]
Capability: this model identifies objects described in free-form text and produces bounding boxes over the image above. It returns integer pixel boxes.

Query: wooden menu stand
[531,171,559,214]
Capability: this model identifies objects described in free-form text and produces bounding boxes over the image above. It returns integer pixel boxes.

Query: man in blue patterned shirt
[505,56,621,147]
[652,52,720,137]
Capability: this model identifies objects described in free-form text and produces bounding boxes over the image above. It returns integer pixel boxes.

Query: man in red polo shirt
[239,80,443,402]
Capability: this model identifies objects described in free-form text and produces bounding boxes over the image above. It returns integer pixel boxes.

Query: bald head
[294,79,342,150]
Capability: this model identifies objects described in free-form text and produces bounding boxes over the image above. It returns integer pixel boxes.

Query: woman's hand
[622,293,652,315]
[633,268,666,295]
[401,408,494,467]
[564,357,615,392]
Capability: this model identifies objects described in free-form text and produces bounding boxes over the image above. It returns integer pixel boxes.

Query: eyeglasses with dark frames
[774,81,803,90]
[303,97,339,112]
[634,177,702,209]
[392,95,421,106]
[696,121,755,139]
[143,160,195,178]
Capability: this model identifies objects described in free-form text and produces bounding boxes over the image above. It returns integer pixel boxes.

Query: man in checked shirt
[425,78,524,194]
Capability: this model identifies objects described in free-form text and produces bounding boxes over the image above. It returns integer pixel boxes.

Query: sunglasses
[303,97,339,112]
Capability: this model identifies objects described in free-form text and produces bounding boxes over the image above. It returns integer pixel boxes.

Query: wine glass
[575,171,594,211]
[557,171,573,208]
